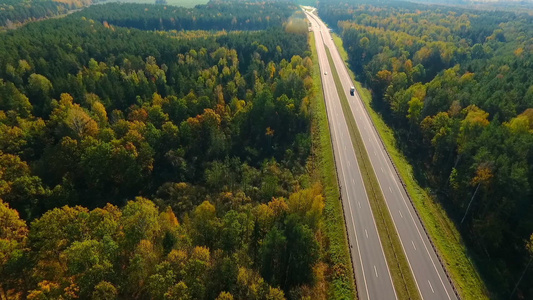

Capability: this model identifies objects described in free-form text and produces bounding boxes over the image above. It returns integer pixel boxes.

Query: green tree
[27,73,53,116]
[0,152,46,217]
[0,80,32,117]
[0,199,28,298]
[63,239,114,298]
[120,197,161,251]
[260,226,286,287]
[29,205,90,283]
[191,201,220,249]
[126,239,160,297]
[183,246,211,299]
[283,215,319,289]
[92,281,118,300]
[216,291,234,300]
[164,281,190,300]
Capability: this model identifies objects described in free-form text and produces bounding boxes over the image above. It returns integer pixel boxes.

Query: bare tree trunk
[461,182,480,224]
[509,256,533,300]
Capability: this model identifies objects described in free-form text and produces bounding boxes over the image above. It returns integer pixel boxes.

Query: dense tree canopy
[76,1,298,31]
[0,0,108,29]
[319,0,533,298]
[0,3,326,299]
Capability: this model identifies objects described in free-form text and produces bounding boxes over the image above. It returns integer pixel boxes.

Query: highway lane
[308,10,459,300]
[306,10,397,300]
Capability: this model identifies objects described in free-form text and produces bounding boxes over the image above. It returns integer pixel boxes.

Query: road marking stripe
[330,108,371,299]
[310,15,399,299]
[365,229,368,238]
[358,89,453,299]
[374,265,378,277]
[389,186,392,193]
[358,201,361,208]
[399,211,403,218]
[412,241,417,251]
[429,280,435,293]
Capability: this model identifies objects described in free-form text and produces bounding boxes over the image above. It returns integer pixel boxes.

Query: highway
[305,9,459,300]
[305,9,397,300]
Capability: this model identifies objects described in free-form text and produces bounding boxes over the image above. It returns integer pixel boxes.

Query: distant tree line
[0,0,107,29]
[75,1,298,31]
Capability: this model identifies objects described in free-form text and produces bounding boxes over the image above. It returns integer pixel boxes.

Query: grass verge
[309,32,357,300]
[325,46,421,300]
[331,33,488,299]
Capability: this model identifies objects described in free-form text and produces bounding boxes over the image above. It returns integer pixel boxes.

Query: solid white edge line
[311,18,371,300]
[309,13,400,300]
[320,25,398,300]
[323,22,425,299]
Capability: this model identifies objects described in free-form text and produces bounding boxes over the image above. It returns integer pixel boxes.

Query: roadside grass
[309,32,357,300]
[331,33,489,300]
[325,47,421,300]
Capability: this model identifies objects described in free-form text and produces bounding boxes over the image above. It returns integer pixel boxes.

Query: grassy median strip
[332,33,488,299]
[325,46,421,300]
[309,32,357,300]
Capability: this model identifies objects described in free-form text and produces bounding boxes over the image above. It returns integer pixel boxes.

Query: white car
[324,71,328,75]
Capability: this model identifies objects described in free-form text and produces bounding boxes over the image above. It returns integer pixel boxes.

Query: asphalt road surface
[306,9,397,300]
[305,8,459,300]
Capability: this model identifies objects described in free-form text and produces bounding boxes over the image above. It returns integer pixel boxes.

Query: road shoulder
[331,32,488,300]
[309,31,357,300]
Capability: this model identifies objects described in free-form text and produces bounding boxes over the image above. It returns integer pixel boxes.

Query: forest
[0,1,331,299]
[0,0,298,31]
[0,0,107,29]
[76,1,299,31]
[319,0,533,298]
